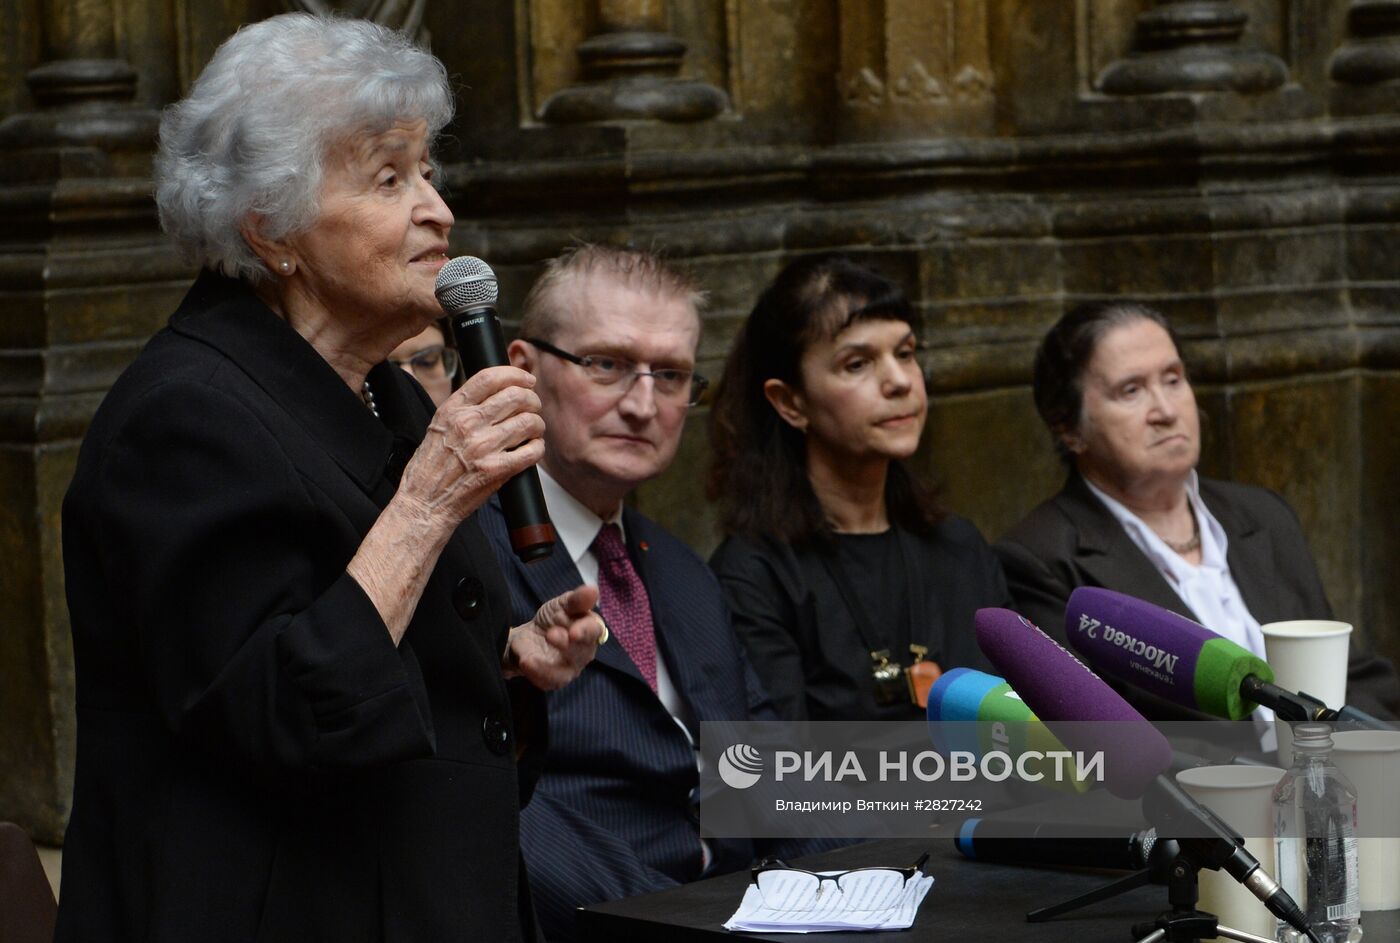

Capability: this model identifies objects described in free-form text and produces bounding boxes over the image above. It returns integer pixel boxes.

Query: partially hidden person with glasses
[707,255,1011,722]
[478,243,838,941]
[388,321,459,407]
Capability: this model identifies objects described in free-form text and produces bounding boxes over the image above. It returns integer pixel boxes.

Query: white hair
[154,13,453,282]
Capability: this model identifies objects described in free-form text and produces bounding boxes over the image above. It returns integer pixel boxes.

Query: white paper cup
[1176,765,1287,939]
[1332,730,1400,911]
[1260,620,1352,710]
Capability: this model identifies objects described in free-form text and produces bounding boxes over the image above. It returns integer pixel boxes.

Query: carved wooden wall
[3,0,1399,842]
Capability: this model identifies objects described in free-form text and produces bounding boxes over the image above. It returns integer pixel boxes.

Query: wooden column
[1097,0,1288,95]
[0,0,175,843]
[1330,0,1400,84]
[0,0,159,176]
[539,0,728,124]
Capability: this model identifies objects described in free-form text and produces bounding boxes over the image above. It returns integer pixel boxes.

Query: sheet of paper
[723,870,934,933]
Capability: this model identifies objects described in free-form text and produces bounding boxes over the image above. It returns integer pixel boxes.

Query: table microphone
[974,607,1320,943]
[955,818,1161,872]
[434,256,556,562]
[1066,587,1388,727]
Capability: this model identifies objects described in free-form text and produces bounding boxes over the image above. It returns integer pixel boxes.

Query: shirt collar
[1083,470,1230,584]
[538,465,623,566]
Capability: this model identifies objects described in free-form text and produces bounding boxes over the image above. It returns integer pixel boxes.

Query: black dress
[57,271,544,942]
[709,515,1013,722]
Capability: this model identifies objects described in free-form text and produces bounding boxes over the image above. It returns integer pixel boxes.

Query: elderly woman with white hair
[56,14,601,942]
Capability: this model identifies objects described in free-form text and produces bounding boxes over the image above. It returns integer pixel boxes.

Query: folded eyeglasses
[749,852,929,911]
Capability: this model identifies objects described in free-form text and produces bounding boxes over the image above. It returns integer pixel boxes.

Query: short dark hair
[707,254,944,542]
[1033,301,1184,462]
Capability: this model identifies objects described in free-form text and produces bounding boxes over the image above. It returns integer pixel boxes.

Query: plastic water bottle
[1272,722,1362,943]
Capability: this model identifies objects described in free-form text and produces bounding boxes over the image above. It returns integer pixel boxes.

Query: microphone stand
[1025,834,1179,923]
[1129,853,1277,943]
[1028,778,1319,943]
[1241,677,1388,730]
[1026,828,1276,943]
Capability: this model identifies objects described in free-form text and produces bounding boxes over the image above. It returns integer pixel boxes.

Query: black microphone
[956,818,1165,872]
[434,256,556,563]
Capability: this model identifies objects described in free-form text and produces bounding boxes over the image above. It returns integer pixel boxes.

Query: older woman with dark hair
[995,301,1398,721]
[707,255,1010,722]
[57,14,602,942]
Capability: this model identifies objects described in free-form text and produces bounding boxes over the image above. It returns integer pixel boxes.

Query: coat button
[453,576,484,620]
[383,442,409,484]
[482,715,511,755]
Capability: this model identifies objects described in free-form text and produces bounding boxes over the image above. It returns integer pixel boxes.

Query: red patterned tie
[592,523,658,692]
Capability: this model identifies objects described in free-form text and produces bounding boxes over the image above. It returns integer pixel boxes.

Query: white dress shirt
[537,467,711,865]
[537,467,697,741]
[1083,471,1273,728]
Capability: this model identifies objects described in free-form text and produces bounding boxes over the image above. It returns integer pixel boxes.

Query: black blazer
[57,272,543,942]
[709,515,1012,722]
[995,472,1400,720]
[479,499,830,941]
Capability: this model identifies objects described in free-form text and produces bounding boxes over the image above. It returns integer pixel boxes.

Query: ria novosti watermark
[697,720,1399,840]
[717,742,1102,790]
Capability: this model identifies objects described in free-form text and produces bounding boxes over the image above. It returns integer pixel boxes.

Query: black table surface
[577,838,1400,942]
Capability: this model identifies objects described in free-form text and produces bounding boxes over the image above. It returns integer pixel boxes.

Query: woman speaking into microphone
[57,14,601,941]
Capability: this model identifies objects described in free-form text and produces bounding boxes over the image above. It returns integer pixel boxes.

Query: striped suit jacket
[479,497,779,941]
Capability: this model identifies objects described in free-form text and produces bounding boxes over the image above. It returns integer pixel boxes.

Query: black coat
[709,516,1012,722]
[56,271,543,942]
[995,472,1400,721]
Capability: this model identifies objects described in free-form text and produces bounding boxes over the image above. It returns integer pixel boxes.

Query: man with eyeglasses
[479,244,819,941]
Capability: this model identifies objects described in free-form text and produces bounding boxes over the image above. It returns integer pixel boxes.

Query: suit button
[482,715,511,755]
[453,576,484,620]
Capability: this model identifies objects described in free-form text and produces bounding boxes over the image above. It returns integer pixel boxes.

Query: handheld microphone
[956,818,1163,872]
[1066,588,1387,728]
[975,608,1318,942]
[435,256,556,563]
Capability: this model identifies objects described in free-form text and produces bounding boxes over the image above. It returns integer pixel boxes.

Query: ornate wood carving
[837,0,994,137]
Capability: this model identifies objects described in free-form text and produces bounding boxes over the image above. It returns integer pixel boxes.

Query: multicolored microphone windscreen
[925,667,1089,793]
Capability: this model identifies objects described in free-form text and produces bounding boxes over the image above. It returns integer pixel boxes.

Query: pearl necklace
[362,379,380,418]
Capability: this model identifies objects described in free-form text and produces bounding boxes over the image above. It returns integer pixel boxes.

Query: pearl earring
[279,260,292,274]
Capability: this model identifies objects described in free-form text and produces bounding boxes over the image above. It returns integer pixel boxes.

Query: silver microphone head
[434,255,499,313]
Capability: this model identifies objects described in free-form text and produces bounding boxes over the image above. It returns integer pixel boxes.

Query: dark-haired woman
[994,301,1398,721]
[707,255,1011,722]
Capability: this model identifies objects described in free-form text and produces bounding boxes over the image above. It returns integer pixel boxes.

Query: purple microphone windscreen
[974,608,1172,799]
[1065,587,1273,721]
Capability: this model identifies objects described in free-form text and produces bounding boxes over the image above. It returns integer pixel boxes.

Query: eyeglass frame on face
[522,337,709,407]
[749,852,930,910]
[387,343,460,382]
